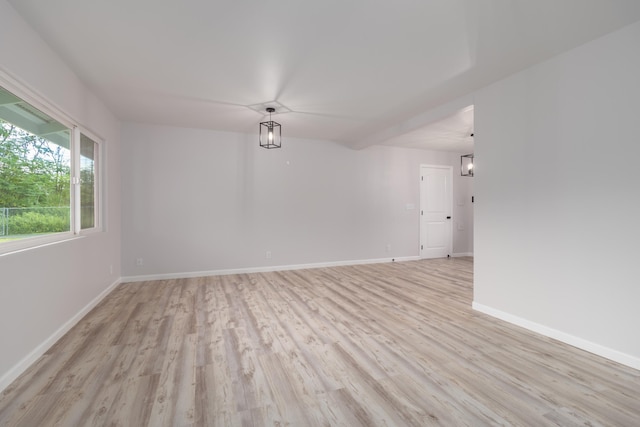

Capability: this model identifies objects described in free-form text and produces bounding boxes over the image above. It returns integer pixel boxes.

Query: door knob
[446,216,451,219]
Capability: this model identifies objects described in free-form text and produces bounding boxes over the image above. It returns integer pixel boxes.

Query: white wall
[121,123,473,278]
[0,0,121,389]
[474,20,640,368]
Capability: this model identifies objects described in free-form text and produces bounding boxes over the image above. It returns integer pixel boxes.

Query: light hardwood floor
[1,257,639,426]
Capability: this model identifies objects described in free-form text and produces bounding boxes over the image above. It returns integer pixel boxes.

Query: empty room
[1,1,640,426]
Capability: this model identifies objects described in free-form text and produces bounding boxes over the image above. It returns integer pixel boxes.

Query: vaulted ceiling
[8,0,640,150]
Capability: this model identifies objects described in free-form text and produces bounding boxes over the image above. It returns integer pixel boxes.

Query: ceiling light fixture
[461,153,474,177]
[461,132,474,177]
[259,107,281,149]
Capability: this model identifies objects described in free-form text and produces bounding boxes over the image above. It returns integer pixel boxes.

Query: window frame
[74,128,102,234]
[0,71,104,256]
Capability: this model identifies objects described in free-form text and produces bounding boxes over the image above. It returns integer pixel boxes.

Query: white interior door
[420,165,452,259]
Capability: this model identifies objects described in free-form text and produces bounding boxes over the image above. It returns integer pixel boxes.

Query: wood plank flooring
[1,257,639,426]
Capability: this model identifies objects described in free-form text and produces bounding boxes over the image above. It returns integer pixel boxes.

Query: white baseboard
[472,302,640,371]
[0,278,122,393]
[121,256,421,283]
[452,252,473,257]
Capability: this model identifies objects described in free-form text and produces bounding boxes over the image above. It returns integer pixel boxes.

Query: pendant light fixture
[461,153,474,177]
[460,132,474,177]
[259,107,281,149]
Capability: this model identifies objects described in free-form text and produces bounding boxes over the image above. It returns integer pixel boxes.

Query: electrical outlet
[136,258,143,266]
[109,265,113,275]
[386,244,391,253]
[265,251,272,259]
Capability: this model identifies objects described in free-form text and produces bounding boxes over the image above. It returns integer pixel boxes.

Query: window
[79,133,98,230]
[0,82,101,253]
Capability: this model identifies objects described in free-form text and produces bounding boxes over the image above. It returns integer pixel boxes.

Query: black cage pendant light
[259,107,282,149]
[461,153,474,177]
[460,132,474,177]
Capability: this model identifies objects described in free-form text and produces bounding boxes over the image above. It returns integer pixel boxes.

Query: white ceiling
[383,105,474,153]
[7,0,640,151]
